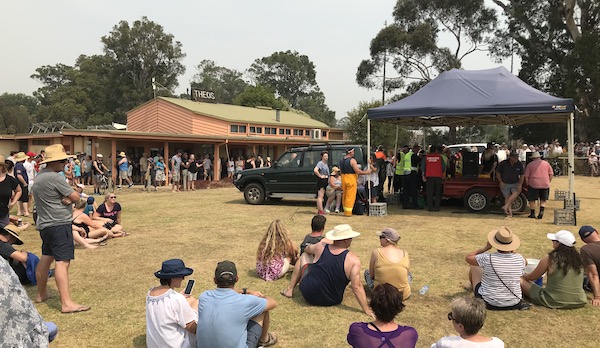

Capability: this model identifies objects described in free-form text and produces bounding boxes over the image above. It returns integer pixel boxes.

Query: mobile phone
[183,279,195,295]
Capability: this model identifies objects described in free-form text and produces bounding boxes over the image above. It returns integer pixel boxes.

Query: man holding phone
[197,260,278,348]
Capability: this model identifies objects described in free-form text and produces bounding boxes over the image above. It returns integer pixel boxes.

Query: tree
[233,85,288,110]
[0,93,37,134]
[490,0,600,141]
[191,60,248,104]
[248,50,337,127]
[357,0,498,141]
[101,16,186,116]
[345,100,412,151]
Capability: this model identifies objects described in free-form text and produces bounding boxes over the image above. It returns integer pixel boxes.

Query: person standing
[339,148,371,217]
[24,152,36,202]
[496,151,524,217]
[92,154,108,195]
[422,145,445,212]
[374,146,387,201]
[33,144,90,314]
[0,155,21,227]
[187,154,198,191]
[117,152,132,189]
[13,152,30,217]
[314,151,329,215]
[202,154,212,181]
[523,151,553,219]
[402,145,421,209]
[171,150,182,192]
[139,153,148,186]
[181,153,189,191]
[394,146,408,195]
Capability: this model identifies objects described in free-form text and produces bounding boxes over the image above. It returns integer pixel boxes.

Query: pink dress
[256,255,285,281]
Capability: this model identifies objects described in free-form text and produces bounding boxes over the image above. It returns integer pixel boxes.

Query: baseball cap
[376,227,400,243]
[215,260,237,284]
[578,226,596,240]
[547,230,576,247]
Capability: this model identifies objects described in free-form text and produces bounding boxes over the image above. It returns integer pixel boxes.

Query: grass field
[19,176,600,347]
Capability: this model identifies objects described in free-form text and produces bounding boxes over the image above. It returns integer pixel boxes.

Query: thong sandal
[258,332,278,347]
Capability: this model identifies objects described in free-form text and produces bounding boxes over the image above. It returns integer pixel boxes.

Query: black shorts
[527,187,549,201]
[40,224,75,261]
[19,186,29,202]
[317,178,328,191]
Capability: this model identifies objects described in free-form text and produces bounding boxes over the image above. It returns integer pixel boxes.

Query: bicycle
[99,171,112,194]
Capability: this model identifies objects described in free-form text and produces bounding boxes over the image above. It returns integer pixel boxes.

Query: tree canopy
[0,93,38,134]
[233,85,288,110]
[191,60,248,104]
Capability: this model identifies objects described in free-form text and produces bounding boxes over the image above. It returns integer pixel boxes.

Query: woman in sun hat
[325,166,343,213]
[146,259,197,348]
[364,228,412,299]
[520,230,587,309]
[0,155,22,227]
[465,226,530,310]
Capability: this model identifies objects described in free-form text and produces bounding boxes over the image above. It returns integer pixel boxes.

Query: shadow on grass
[132,335,146,347]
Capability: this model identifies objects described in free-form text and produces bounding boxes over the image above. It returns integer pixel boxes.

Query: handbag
[488,254,532,310]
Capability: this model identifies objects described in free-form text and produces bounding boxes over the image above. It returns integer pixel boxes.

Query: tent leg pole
[568,113,575,193]
[367,118,371,205]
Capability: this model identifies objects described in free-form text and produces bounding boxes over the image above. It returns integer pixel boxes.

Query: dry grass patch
[17,176,600,347]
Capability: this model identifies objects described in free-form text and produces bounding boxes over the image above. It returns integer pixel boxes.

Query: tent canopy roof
[367,67,574,127]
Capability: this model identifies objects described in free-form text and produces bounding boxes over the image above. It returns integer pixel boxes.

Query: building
[0,97,346,182]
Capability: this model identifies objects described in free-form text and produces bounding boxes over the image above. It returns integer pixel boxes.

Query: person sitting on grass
[431,296,505,348]
[281,224,375,319]
[520,230,587,309]
[146,259,197,348]
[93,192,125,232]
[256,220,299,281]
[465,226,530,310]
[347,283,418,348]
[197,260,278,348]
[299,215,331,255]
[364,228,411,299]
[0,224,42,285]
[72,199,126,239]
[578,225,600,306]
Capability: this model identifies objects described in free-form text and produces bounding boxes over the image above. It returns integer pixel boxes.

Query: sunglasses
[447,312,457,322]
[379,236,386,239]
[109,196,117,199]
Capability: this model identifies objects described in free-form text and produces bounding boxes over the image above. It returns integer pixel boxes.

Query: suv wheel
[244,183,266,205]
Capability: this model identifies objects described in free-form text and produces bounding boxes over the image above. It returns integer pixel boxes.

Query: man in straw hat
[197,260,278,348]
[522,151,553,219]
[33,144,90,313]
[465,226,530,310]
[281,224,375,318]
[339,148,371,217]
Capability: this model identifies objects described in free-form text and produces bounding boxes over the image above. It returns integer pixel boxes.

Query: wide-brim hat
[13,152,28,162]
[326,224,361,241]
[96,154,103,158]
[488,226,520,251]
[119,152,126,157]
[530,151,541,159]
[331,166,341,174]
[154,259,193,279]
[1,224,24,245]
[376,228,400,243]
[41,144,76,164]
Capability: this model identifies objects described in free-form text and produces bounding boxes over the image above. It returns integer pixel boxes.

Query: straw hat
[13,152,28,162]
[487,226,520,251]
[119,151,126,157]
[325,224,361,241]
[0,224,24,245]
[41,144,76,164]
[530,151,541,159]
[331,166,341,174]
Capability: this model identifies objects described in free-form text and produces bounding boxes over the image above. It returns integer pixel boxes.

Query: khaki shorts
[172,172,180,182]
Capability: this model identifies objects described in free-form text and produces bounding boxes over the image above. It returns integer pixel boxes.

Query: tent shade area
[367,66,576,196]
[368,67,574,127]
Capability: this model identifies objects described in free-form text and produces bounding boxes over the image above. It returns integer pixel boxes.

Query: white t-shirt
[23,160,35,186]
[432,336,504,348]
[146,288,197,348]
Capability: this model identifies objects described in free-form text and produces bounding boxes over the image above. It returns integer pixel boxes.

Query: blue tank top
[340,157,355,174]
[119,158,128,171]
[299,245,349,306]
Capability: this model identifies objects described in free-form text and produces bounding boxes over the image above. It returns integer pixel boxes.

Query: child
[84,196,97,217]
[74,159,81,185]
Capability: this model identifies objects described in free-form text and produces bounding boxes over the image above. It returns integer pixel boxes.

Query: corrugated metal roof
[159,97,330,129]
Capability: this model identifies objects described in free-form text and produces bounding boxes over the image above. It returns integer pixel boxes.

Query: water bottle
[418,285,429,295]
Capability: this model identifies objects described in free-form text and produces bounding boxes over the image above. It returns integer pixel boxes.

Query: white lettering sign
[193,89,216,100]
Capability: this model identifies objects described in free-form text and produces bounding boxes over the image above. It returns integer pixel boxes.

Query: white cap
[547,230,576,247]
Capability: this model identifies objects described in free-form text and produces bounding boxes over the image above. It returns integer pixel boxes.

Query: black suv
[234,144,366,205]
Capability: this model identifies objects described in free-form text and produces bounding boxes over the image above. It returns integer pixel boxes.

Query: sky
[0,0,517,121]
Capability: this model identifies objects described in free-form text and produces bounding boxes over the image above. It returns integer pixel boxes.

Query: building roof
[157,97,330,129]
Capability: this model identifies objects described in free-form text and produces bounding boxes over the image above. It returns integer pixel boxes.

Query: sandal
[258,332,278,347]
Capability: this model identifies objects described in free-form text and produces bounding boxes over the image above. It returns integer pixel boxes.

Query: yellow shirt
[373,248,411,298]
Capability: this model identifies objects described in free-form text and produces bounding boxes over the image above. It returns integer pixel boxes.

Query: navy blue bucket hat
[154,259,194,279]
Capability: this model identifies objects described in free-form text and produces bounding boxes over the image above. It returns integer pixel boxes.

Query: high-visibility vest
[395,152,405,175]
[404,150,414,172]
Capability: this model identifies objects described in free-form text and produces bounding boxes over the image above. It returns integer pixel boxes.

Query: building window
[32,139,51,146]
[239,125,247,133]
[279,128,285,135]
[256,127,262,134]
[293,129,303,136]
[265,127,276,134]
[322,131,327,137]
[305,130,311,136]
[230,125,239,133]
[249,126,263,134]
[250,126,256,133]
[285,129,291,135]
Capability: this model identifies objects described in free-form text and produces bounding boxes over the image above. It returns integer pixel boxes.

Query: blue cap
[579,226,596,240]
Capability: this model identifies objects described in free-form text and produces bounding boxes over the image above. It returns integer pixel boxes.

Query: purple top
[347,322,418,348]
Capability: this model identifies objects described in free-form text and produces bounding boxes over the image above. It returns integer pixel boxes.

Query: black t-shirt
[481,153,498,174]
[0,175,19,216]
[0,240,16,260]
[300,235,324,254]
[496,159,524,184]
[1,241,28,284]
[96,202,121,222]
[189,161,198,173]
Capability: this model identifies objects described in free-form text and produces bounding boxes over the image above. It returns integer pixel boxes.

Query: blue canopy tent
[367,66,576,193]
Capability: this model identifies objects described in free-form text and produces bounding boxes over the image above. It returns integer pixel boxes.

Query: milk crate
[369,202,388,216]
[553,209,576,226]
[554,189,568,200]
[563,198,581,211]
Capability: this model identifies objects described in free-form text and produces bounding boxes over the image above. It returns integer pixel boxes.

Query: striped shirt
[476,252,525,307]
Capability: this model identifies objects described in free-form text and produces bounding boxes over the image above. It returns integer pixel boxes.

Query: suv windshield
[277,152,300,167]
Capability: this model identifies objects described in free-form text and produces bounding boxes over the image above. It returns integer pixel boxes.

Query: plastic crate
[563,198,581,211]
[553,209,576,226]
[369,202,387,216]
[554,189,568,200]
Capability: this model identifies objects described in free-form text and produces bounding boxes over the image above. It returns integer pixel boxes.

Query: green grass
[18,176,600,347]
